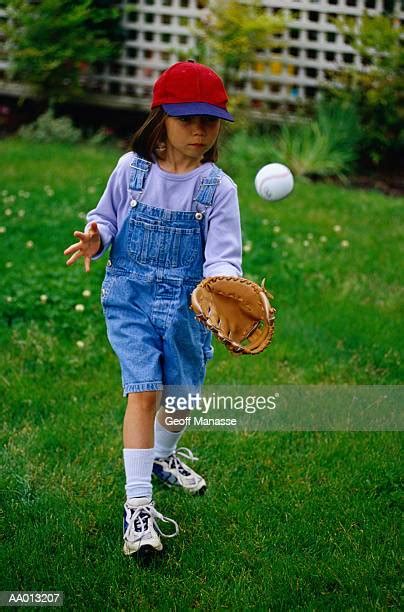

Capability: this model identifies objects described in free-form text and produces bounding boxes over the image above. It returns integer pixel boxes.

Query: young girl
[64,60,242,558]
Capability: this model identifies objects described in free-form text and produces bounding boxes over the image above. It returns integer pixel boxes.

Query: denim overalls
[101,155,222,397]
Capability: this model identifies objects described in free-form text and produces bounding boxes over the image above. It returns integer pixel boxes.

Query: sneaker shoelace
[123,502,179,542]
[167,447,199,484]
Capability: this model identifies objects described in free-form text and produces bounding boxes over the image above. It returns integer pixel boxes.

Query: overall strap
[193,164,223,250]
[193,164,222,209]
[129,154,153,191]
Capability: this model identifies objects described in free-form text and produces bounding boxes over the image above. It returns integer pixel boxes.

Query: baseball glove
[190,276,276,355]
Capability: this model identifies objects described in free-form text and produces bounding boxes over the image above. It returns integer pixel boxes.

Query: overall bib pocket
[128,218,200,268]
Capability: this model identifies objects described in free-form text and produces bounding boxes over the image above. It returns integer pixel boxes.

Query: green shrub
[18,108,82,143]
[191,0,287,124]
[193,0,287,87]
[274,101,362,178]
[86,126,119,147]
[223,101,361,179]
[2,0,124,102]
[329,13,404,167]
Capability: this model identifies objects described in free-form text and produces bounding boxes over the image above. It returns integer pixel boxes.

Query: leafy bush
[86,127,117,146]
[193,0,287,87]
[223,101,361,179]
[329,13,404,167]
[274,101,362,178]
[18,108,82,143]
[191,0,287,124]
[2,0,124,102]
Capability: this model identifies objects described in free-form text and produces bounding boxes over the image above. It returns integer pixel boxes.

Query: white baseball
[255,163,294,201]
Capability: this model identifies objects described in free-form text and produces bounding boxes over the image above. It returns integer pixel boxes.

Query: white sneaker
[123,497,179,557]
[152,447,207,495]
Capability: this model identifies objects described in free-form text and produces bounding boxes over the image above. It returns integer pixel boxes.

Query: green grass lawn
[1,138,402,610]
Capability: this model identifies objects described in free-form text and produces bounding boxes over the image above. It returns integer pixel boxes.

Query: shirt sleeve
[85,159,126,260]
[203,178,243,277]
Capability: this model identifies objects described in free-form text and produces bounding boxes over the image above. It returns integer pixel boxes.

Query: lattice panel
[88,0,205,107]
[88,0,404,112]
[247,0,404,113]
[0,0,403,113]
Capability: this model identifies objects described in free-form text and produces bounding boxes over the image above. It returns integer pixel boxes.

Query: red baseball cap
[151,60,234,122]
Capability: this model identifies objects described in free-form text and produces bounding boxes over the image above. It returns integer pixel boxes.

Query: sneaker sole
[123,542,163,558]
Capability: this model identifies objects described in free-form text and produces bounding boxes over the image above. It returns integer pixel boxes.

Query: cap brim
[162,102,234,122]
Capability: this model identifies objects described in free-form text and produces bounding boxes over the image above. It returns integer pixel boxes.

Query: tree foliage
[2,0,124,101]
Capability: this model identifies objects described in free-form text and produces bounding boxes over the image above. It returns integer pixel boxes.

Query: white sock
[123,448,154,500]
[154,417,185,459]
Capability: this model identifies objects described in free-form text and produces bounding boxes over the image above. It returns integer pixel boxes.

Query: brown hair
[130,106,220,163]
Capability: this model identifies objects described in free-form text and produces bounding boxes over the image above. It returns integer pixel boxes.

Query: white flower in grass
[76,340,85,349]
[87,186,96,194]
[320,235,328,243]
[0,226,6,234]
[333,224,342,233]
[82,289,91,298]
[18,190,30,198]
[286,236,294,244]
[243,241,253,253]
[5,261,13,268]
[78,212,86,219]
[340,240,350,248]
[4,208,12,216]
[273,226,281,233]
[307,233,313,240]
[18,210,25,218]
[271,241,278,248]
[40,294,48,304]
[303,240,310,247]
[5,296,13,302]
[26,240,34,248]
[1,190,8,197]
[3,195,16,204]
[262,218,269,225]
[75,304,85,312]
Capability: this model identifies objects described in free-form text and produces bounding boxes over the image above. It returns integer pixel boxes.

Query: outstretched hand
[64,221,101,273]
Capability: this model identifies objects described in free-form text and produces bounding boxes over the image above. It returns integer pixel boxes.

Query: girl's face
[164,115,220,165]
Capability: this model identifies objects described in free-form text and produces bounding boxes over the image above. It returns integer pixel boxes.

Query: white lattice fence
[87,0,208,109]
[0,0,403,112]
